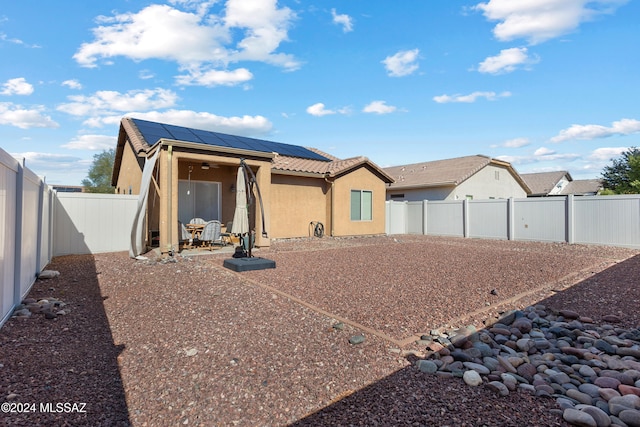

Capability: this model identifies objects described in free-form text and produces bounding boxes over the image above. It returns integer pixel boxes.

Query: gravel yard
[1,235,638,426]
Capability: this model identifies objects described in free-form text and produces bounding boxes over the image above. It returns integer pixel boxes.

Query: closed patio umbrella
[231,166,250,239]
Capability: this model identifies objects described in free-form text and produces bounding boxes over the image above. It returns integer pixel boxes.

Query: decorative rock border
[13,297,68,319]
[414,305,640,426]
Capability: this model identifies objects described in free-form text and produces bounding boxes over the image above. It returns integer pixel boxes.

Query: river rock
[563,408,597,427]
[487,381,510,396]
[463,370,482,386]
[574,404,611,427]
[619,409,640,427]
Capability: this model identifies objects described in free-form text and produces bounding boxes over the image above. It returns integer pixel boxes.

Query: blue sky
[1,0,638,185]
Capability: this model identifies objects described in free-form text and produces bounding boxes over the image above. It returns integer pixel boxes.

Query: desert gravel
[1,235,638,426]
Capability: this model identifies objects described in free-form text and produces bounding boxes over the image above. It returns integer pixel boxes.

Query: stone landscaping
[414,305,640,427]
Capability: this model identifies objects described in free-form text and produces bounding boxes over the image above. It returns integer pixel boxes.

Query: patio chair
[189,217,206,225]
[198,220,226,249]
[178,221,193,249]
[220,221,233,245]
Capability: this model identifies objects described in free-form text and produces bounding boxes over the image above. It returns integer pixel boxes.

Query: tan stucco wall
[115,139,143,195]
[332,166,387,236]
[270,174,328,238]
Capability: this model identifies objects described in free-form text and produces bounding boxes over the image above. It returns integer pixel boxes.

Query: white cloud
[305,102,353,117]
[534,147,555,156]
[588,146,628,161]
[503,137,530,148]
[1,77,34,96]
[382,49,420,77]
[62,134,117,150]
[551,118,640,142]
[125,110,272,136]
[73,1,299,85]
[474,0,628,44]
[363,100,397,114]
[477,47,538,74]
[331,8,353,33]
[62,79,83,90]
[433,91,511,103]
[57,88,179,118]
[10,151,90,184]
[0,102,58,129]
[175,67,253,87]
[139,70,155,80]
[224,0,299,69]
[0,32,41,48]
[497,149,580,165]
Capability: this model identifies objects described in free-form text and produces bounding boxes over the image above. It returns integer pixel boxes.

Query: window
[495,171,500,180]
[351,190,372,221]
[465,195,473,200]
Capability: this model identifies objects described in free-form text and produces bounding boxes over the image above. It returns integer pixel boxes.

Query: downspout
[324,174,335,236]
[167,144,173,254]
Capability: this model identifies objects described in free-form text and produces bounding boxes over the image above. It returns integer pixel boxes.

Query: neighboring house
[51,185,85,193]
[520,171,603,197]
[383,155,530,201]
[112,117,393,254]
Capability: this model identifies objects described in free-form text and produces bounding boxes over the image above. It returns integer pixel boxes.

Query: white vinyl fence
[386,195,640,249]
[1,150,53,326]
[1,147,138,327]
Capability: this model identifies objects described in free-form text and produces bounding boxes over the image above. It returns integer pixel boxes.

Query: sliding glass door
[178,180,221,224]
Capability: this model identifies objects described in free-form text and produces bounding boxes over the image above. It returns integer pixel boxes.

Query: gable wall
[453,164,527,199]
[115,139,144,195]
[332,166,387,236]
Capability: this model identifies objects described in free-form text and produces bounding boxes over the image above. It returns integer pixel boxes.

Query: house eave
[387,181,457,191]
[154,139,276,160]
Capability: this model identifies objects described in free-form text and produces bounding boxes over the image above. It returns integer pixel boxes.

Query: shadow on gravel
[291,253,640,427]
[0,254,130,426]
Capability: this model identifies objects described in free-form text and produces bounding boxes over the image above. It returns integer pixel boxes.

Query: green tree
[82,148,116,193]
[601,147,640,194]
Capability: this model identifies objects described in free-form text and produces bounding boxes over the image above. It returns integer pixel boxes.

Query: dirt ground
[1,235,638,426]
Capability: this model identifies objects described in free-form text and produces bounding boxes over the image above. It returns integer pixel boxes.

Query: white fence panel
[407,201,424,234]
[0,147,52,327]
[53,193,138,256]
[0,150,18,325]
[574,195,640,248]
[20,169,42,299]
[513,198,566,243]
[386,201,408,235]
[427,201,464,237]
[468,199,509,240]
[386,195,639,248]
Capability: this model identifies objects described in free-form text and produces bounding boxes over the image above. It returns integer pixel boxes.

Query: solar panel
[131,118,330,162]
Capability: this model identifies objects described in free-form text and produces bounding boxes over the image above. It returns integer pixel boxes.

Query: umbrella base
[223,257,276,272]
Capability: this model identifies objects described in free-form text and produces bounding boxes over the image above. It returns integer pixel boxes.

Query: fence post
[422,200,428,235]
[36,180,44,271]
[566,194,575,244]
[13,162,23,306]
[507,198,514,241]
[463,199,469,238]
[385,201,390,235]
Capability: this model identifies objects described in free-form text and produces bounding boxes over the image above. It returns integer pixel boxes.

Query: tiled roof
[272,153,393,182]
[384,155,495,189]
[560,179,603,195]
[520,171,571,196]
